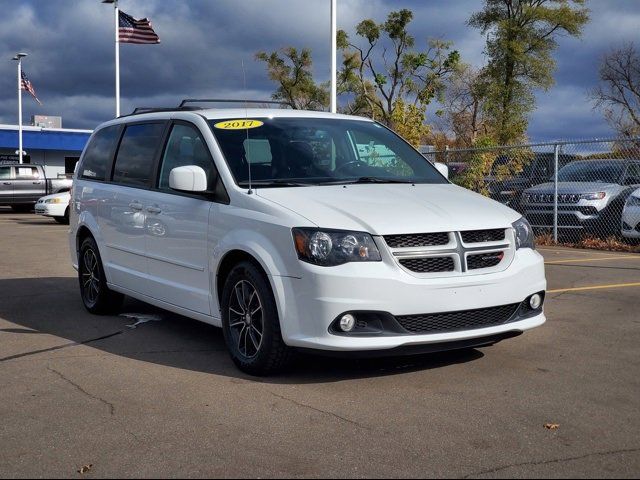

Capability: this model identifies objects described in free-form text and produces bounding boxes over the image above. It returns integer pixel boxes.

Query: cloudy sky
[0,0,638,141]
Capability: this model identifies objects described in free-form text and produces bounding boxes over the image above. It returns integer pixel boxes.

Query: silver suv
[522,159,640,237]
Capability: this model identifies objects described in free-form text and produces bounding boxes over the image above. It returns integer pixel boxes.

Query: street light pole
[12,53,28,165]
[330,0,337,113]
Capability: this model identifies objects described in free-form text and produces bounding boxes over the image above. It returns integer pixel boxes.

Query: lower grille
[399,256,455,273]
[396,303,520,334]
[461,229,505,243]
[467,251,504,270]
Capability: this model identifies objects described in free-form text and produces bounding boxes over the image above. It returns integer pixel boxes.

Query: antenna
[242,60,253,195]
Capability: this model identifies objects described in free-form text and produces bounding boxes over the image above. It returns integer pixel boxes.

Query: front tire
[221,261,292,376]
[78,237,123,314]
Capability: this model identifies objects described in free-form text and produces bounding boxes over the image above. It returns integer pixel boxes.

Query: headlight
[292,228,382,266]
[580,192,606,201]
[627,195,640,207]
[45,198,62,204]
[512,217,535,250]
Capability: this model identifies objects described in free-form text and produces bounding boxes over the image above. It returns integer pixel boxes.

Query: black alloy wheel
[78,236,123,314]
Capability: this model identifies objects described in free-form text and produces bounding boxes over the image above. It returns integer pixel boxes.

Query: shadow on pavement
[0,276,485,384]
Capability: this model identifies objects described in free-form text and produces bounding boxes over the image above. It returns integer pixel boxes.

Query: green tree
[469,0,589,144]
[337,9,460,127]
[390,98,431,147]
[255,47,329,110]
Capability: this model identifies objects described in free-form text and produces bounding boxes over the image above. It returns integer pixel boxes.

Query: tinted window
[112,123,164,187]
[80,125,120,181]
[624,163,640,185]
[557,161,625,183]
[0,167,11,179]
[158,124,216,190]
[210,117,446,186]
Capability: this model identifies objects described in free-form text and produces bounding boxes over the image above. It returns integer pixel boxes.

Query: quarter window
[158,124,216,190]
[112,123,164,187]
[80,125,120,181]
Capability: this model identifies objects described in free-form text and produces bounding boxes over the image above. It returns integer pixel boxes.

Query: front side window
[209,117,446,186]
[158,124,216,190]
[15,167,39,179]
[80,125,120,181]
[112,123,164,187]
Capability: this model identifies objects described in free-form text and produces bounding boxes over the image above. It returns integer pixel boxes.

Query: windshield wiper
[237,179,315,188]
[328,176,416,185]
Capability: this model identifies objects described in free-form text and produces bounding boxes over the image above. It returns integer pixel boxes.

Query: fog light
[529,294,543,310]
[339,314,356,332]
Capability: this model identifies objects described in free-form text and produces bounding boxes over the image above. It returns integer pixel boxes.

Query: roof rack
[125,99,291,117]
[178,99,291,108]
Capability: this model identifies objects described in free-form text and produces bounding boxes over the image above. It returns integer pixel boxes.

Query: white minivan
[69,104,546,375]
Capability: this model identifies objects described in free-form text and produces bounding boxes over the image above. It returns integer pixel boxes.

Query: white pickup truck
[0,163,73,212]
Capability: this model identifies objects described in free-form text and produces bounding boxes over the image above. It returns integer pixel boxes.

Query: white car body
[35,191,70,220]
[622,188,640,239]
[69,108,546,358]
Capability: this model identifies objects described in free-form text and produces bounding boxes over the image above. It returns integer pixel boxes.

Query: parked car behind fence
[421,138,640,244]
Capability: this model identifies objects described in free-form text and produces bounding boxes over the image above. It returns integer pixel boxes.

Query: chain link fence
[421,138,640,251]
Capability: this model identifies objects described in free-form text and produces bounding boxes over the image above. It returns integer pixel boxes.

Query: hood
[524,182,622,195]
[256,183,520,235]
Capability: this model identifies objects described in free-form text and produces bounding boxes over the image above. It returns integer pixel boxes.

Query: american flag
[119,10,160,44]
[21,71,42,105]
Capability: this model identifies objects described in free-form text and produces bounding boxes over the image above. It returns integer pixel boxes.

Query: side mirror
[435,162,449,180]
[169,165,208,193]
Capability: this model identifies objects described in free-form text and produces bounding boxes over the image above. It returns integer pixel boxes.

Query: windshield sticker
[214,119,264,130]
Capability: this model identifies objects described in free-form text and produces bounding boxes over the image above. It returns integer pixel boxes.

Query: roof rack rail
[130,106,202,115]
[178,99,291,108]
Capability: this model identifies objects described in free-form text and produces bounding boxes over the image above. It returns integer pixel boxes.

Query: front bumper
[272,248,546,352]
[622,205,640,238]
[35,202,66,218]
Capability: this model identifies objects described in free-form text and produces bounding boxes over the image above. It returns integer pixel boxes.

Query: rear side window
[0,167,12,179]
[15,167,40,179]
[80,125,120,181]
[112,123,164,187]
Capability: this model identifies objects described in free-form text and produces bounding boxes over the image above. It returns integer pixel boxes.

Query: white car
[35,191,71,224]
[622,188,640,240]
[69,103,546,375]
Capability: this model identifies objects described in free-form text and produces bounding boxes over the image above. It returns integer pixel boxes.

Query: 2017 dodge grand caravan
[69,103,546,375]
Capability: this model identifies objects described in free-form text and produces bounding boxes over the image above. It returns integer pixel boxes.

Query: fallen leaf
[544,423,560,430]
[78,464,93,474]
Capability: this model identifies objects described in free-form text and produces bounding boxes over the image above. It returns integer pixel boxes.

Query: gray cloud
[0,0,638,141]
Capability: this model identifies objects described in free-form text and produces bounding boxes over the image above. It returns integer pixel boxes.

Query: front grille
[528,194,580,204]
[396,303,520,334]
[461,229,505,244]
[468,251,505,270]
[399,256,455,273]
[385,232,449,248]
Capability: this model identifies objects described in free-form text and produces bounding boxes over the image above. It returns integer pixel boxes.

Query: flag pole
[114,0,120,117]
[12,53,27,164]
[330,0,337,113]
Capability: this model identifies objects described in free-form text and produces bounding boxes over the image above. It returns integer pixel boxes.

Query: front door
[12,166,44,203]
[144,122,213,315]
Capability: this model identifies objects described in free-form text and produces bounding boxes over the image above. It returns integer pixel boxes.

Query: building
[0,124,92,177]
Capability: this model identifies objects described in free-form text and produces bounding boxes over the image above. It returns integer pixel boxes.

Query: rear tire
[78,237,123,314]
[221,261,293,376]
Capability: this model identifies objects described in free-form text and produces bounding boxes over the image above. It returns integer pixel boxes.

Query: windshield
[557,161,625,183]
[209,117,447,186]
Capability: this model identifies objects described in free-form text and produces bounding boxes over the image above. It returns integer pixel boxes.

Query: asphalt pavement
[0,208,638,478]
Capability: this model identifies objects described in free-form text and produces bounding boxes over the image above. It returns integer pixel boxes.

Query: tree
[591,42,640,139]
[390,98,431,147]
[337,9,460,127]
[255,47,329,110]
[442,64,491,148]
[469,0,589,144]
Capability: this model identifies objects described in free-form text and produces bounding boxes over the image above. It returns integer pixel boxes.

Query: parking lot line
[548,282,640,294]
[545,255,640,265]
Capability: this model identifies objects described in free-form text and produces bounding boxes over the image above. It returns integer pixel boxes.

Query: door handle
[3,182,11,185]
[32,181,43,184]
[128,202,143,211]
[146,206,162,214]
